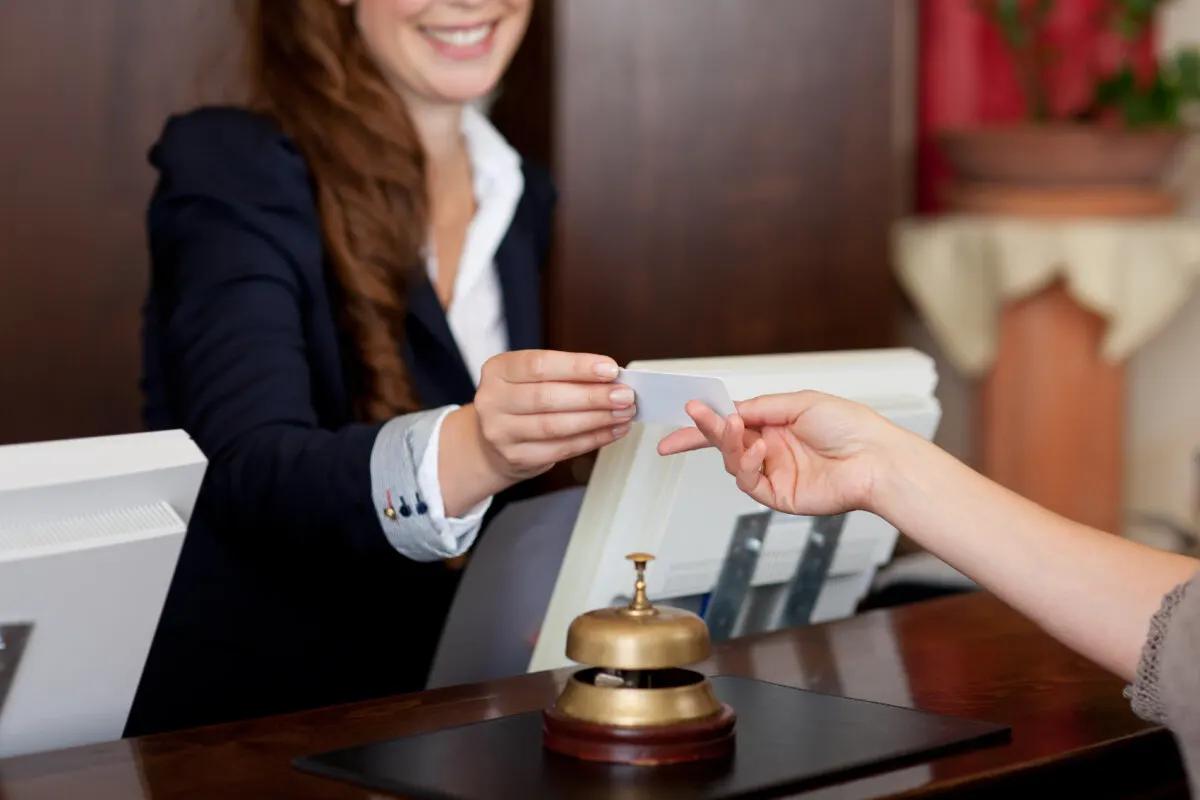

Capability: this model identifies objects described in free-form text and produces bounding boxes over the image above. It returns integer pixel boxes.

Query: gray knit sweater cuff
[1126,578,1191,724]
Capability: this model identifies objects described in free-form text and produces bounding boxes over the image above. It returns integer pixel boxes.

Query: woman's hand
[657,391,903,517]
[473,349,635,479]
[439,350,635,515]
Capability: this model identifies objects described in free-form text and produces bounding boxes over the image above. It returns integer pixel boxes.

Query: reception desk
[0,592,1187,798]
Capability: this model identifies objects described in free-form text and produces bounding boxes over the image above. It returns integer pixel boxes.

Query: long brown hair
[244,0,425,419]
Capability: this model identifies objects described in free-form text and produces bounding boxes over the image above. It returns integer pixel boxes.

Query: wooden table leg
[978,281,1124,533]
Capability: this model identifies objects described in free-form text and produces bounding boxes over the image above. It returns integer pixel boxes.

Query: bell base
[542,704,736,766]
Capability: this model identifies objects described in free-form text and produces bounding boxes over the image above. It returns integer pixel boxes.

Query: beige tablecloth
[893,216,1200,376]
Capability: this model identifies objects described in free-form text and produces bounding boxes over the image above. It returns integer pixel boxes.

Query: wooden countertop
[0,592,1187,798]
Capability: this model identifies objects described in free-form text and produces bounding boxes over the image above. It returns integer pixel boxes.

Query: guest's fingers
[735,438,767,494]
[684,400,727,447]
[735,391,827,426]
[718,414,749,477]
[657,427,710,455]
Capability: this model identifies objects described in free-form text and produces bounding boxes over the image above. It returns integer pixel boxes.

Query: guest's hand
[470,349,635,480]
[657,391,903,516]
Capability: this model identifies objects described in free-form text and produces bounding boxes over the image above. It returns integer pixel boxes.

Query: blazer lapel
[495,210,543,353]
[405,272,475,405]
[404,163,547,407]
[406,273,462,357]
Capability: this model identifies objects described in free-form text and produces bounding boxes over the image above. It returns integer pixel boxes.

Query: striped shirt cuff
[369,406,491,562]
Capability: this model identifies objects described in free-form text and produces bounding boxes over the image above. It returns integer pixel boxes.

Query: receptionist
[661,392,1200,792]
[128,0,635,735]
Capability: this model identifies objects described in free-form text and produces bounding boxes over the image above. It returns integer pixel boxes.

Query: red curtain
[917,0,1157,211]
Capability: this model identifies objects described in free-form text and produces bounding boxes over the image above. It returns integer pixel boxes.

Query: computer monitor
[530,349,941,671]
[0,430,206,757]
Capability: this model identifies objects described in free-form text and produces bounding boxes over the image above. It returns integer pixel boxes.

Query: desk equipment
[532,349,941,671]
[541,553,736,765]
[0,430,206,757]
[295,553,1009,798]
[296,675,1007,799]
[5,593,1174,798]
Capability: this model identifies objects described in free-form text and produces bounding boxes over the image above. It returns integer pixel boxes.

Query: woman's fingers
[472,350,629,479]
[505,424,631,470]
[502,381,635,414]
[504,409,636,442]
[486,350,620,385]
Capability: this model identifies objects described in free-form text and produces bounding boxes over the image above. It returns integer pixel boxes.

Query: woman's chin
[420,74,504,106]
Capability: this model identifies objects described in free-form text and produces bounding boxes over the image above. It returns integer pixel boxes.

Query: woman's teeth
[424,24,492,47]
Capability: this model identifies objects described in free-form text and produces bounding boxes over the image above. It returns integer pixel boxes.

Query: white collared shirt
[372,106,524,561]
[429,105,524,386]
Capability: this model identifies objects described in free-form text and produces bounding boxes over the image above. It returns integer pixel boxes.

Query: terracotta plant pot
[939,124,1186,186]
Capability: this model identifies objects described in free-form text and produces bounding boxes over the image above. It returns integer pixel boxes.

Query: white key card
[617,369,736,429]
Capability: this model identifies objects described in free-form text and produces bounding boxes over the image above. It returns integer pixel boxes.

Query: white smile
[422,23,495,47]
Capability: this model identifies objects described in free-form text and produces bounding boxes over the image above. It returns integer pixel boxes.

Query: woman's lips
[420,22,498,60]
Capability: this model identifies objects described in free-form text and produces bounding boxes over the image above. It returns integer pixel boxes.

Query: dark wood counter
[0,592,1187,798]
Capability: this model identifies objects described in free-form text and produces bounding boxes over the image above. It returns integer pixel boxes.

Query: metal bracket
[780,514,847,628]
[0,623,33,718]
[705,511,772,641]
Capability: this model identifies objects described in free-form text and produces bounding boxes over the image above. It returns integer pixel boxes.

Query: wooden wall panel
[0,2,238,445]
[520,0,899,364]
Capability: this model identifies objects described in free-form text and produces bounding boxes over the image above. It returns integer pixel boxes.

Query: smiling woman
[126,0,637,736]
[351,0,531,98]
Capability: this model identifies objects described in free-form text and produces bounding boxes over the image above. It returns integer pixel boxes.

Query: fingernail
[610,388,634,406]
[613,405,636,419]
[594,361,619,379]
[613,424,631,437]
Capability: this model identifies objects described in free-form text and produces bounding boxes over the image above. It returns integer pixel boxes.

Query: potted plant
[939,0,1200,214]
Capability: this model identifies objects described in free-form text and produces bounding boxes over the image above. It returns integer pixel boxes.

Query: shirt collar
[460,104,522,200]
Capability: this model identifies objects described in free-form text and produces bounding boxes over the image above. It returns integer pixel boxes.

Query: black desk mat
[295,676,1010,799]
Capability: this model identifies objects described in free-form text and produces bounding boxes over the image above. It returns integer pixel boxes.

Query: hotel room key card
[617,369,736,429]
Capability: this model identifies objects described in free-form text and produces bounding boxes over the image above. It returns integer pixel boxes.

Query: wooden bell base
[542,704,736,766]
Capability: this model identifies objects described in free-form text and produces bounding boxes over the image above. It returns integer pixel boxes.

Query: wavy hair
[244,0,426,419]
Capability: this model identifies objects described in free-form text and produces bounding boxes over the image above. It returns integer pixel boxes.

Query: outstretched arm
[660,392,1199,681]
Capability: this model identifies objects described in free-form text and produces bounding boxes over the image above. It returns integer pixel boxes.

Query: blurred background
[1,0,1199,555]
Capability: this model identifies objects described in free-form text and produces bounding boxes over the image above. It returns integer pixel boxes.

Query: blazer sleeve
[146,108,431,558]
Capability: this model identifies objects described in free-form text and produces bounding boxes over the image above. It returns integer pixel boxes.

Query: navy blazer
[127,107,555,735]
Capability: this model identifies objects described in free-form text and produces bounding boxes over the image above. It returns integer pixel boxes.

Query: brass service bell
[542,553,736,765]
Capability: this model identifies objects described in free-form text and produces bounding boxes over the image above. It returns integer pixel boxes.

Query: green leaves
[974,0,1057,121]
[975,0,1054,47]
[1090,48,1200,127]
[1176,49,1200,98]
[972,0,1195,128]
[1109,0,1166,40]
